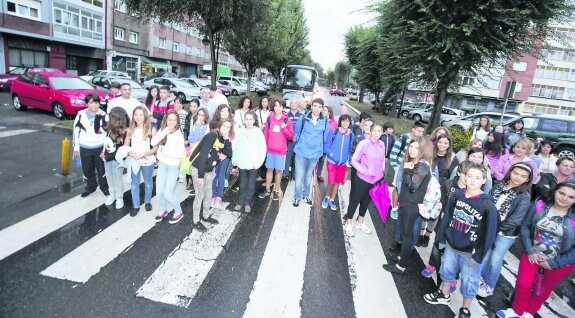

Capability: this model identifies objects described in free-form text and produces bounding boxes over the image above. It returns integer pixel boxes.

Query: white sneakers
[496,308,530,318]
[345,221,372,237]
[116,199,124,209]
[105,195,115,206]
[345,223,354,237]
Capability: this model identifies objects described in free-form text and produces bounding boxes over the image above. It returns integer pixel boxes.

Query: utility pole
[500,81,516,124]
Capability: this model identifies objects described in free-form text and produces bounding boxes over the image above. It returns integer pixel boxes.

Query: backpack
[266,115,289,130]
[419,161,442,220]
[297,111,327,144]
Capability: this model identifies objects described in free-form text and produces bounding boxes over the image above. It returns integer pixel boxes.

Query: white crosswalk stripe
[0,128,35,138]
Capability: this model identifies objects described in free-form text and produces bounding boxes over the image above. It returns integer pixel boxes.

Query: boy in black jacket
[423,163,498,318]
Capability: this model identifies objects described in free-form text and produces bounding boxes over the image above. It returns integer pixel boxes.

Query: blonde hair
[513,138,532,151]
[128,106,153,139]
[430,127,452,142]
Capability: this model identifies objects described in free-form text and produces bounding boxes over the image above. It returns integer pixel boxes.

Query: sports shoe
[423,290,450,305]
[415,235,424,247]
[234,204,242,211]
[450,281,458,293]
[477,283,493,298]
[245,205,251,213]
[355,221,372,234]
[305,198,312,205]
[105,195,115,206]
[421,265,436,278]
[214,197,222,209]
[496,308,522,318]
[389,241,401,252]
[321,197,329,209]
[329,200,337,211]
[345,223,354,237]
[81,189,95,198]
[458,307,471,318]
[130,207,140,217]
[292,199,300,207]
[116,199,124,209]
[390,208,399,220]
[421,235,430,247]
[189,187,196,196]
[102,190,110,196]
[193,222,207,232]
[169,213,184,224]
[145,203,152,211]
[272,191,280,201]
[210,197,216,208]
[259,189,271,199]
[155,210,169,222]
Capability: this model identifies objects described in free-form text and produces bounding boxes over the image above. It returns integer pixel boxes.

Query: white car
[218,80,246,95]
[441,112,520,130]
[80,70,129,82]
[142,78,200,101]
[408,107,466,123]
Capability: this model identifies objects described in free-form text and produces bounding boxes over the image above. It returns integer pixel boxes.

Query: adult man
[298,97,308,113]
[200,87,228,118]
[284,97,303,179]
[107,83,145,119]
[292,98,329,207]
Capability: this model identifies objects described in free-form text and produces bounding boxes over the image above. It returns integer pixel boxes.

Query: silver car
[142,78,201,101]
[408,107,467,123]
[441,112,520,130]
[89,76,147,103]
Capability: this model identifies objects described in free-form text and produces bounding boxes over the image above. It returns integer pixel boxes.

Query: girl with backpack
[496,181,575,318]
[383,137,434,274]
[322,114,354,211]
[477,162,533,297]
[102,107,130,209]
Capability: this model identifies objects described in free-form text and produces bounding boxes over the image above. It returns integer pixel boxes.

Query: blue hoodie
[324,128,354,165]
[439,189,498,264]
[294,111,329,160]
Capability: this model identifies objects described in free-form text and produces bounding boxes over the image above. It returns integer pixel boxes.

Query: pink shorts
[327,161,347,184]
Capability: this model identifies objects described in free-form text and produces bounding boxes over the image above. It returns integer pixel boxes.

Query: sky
[303,0,378,71]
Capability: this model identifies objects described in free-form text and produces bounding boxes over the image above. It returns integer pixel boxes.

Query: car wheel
[413,114,422,122]
[12,95,27,111]
[232,89,238,96]
[53,102,66,120]
[556,147,575,158]
[177,92,186,102]
[401,110,410,117]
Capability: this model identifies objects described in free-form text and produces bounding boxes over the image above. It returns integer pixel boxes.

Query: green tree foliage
[334,61,352,88]
[376,0,574,133]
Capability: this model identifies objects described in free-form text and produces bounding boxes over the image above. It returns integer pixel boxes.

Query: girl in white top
[471,115,491,141]
[151,111,186,224]
[537,140,558,175]
[256,96,271,129]
[233,96,253,129]
[125,106,157,216]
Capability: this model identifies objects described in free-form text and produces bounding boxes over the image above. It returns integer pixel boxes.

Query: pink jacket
[352,138,386,184]
[493,153,538,182]
[263,112,294,155]
[328,118,338,132]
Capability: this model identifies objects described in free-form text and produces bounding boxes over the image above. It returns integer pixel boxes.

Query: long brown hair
[106,107,129,143]
[403,136,433,166]
[128,106,153,139]
[158,110,180,145]
[433,133,455,168]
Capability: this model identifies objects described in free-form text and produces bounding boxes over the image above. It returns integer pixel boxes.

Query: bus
[280,65,318,97]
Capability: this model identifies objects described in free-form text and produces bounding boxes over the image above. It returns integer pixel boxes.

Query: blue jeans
[284,141,295,177]
[294,155,318,200]
[440,246,484,298]
[156,162,182,214]
[131,164,154,208]
[481,235,516,288]
[212,158,229,198]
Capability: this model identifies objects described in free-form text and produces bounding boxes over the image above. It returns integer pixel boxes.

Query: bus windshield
[283,67,316,92]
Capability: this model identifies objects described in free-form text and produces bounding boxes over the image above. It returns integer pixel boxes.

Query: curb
[42,123,72,135]
[340,101,361,116]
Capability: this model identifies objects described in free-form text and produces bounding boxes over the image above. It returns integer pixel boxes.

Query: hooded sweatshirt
[439,189,498,264]
[263,112,294,155]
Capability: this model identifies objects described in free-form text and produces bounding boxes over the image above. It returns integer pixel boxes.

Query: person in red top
[259,99,294,201]
[150,85,174,130]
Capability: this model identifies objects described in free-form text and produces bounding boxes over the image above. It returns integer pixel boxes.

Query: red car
[0,67,62,91]
[329,88,347,96]
[11,72,106,119]
[196,78,231,96]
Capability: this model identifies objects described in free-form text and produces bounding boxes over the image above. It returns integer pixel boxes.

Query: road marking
[338,181,408,318]
[0,129,36,138]
[0,126,6,130]
[40,186,189,283]
[243,183,310,318]
[136,204,241,307]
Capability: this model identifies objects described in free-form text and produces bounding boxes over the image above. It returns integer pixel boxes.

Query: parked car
[80,70,129,83]
[11,72,106,119]
[408,107,466,123]
[194,78,232,96]
[0,67,63,91]
[250,80,269,93]
[217,80,246,96]
[506,114,575,158]
[441,111,519,130]
[398,102,432,117]
[349,90,359,101]
[143,71,177,82]
[90,76,147,103]
[329,89,346,96]
[142,77,200,101]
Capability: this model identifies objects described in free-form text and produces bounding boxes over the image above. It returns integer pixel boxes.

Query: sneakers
[210,197,216,208]
[81,189,95,198]
[450,281,458,293]
[193,222,207,232]
[390,208,399,220]
[322,197,329,209]
[155,210,169,222]
[245,205,251,213]
[415,235,424,247]
[259,189,271,199]
[130,207,139,217]
[169,213,184,224]
[421,235,430,247]
[292,199,300,207]
[116,199,124,209]
[496,308,522,318]
[345,223,354,237]
[329,200,337,211]
[214,197,222,209]
[477,280,494,297]
[145,203,152,211]
[389,241,401,252]
[233,204,242,211]
[458,307,471,318]
[305,198,312,205]
[189,187,196,196]
[423,290,451,305]
[421,265,436,278]
[105,195,115,206]
[355,221,372,234]
[272,191,280,201]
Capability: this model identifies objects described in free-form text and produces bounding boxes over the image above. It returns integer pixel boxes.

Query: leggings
[397,205,421,268]
[345,174,373,220]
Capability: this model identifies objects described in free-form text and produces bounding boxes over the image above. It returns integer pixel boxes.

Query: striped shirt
[389,133,411,171]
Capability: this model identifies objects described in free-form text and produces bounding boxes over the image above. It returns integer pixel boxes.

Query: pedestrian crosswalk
[0,179,574,318]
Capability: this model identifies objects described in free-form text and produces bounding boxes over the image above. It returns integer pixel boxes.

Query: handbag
[369,181,392,223]
[180,144,198,175]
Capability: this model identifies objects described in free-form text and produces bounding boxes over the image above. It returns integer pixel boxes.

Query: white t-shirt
[108,97,146,119]
[201,93,228,118]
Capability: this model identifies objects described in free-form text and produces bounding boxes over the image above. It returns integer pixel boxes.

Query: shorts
[439,245,484,298]
[265,153,285,171]
[327,161,346,184]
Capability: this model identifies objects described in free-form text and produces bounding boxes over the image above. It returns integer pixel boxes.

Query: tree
[376,0,574,133]
[334,61,352,88]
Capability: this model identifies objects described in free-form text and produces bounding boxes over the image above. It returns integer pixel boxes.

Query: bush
[450,126,473,152]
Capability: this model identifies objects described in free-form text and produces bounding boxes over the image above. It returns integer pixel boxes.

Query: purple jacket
[493,154,538,182]
[352,138,386,184]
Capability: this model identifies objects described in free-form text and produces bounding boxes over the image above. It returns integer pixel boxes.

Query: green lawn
[346,100,416,135]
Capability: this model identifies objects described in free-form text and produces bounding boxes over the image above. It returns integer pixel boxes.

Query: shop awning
[141,56,171,70]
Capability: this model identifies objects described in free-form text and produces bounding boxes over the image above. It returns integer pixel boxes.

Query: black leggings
[345,175,373,220]
[398,205,420,268]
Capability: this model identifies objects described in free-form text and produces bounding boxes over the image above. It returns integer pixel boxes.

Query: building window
[114,27,125,41]
[512,62,527,72]
[6,0,40,20]
[81,0,104,8]
[173,42,179,52]
[129,31,138,44]
[9,49,47,67]
[53,4,103,42]
[114,0,126,12]
[66,56,77,70]
[462,76,475,86]
[159,37,166,49]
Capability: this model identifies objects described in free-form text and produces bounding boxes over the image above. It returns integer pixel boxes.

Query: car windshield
[113,78,143,89]
[87,71,100,76]
[50,77,94,90]
[236,78,248,85]
[8,67,27,75]
[196,79,211,86]
[172,79,193,88]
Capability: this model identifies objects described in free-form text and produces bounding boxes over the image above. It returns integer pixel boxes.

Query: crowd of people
[72,84,574,318]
